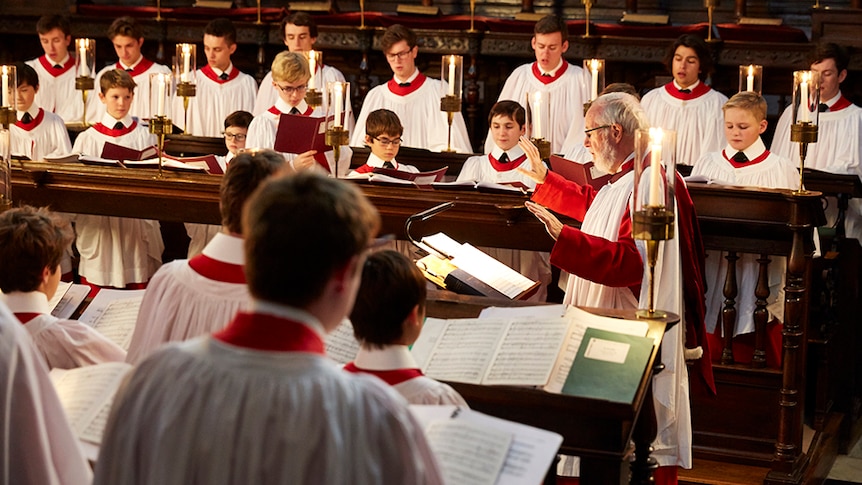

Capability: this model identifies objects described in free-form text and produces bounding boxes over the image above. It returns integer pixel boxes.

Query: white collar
[100,112,134,128]
[539,58,564,77]
[275,97,308,115]
[394,68,420,85]
[1,291,51,315]
[119,55,144,71]
[210,63,233,77]
[354,345,419,370]
[673,79,700,91]
[366,152,398,169]
[201,232,244,265]
[490,143,525,161]
[18,104,40,120]
[822,91,842,108]
[249,299,326,338]
[724,137,766,161]
[48,52,70,66]
[225,151,236,164]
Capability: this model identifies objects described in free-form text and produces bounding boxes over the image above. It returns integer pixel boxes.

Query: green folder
[561,327,655,404]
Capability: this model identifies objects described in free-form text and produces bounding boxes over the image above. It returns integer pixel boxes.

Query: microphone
[405,201,456,256]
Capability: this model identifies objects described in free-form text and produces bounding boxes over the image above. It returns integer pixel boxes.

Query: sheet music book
[78,289,145,351]
[410,405,563,485]
[273,113,333,154]
[411,306,650,392]
[325,319,361,364]
[47,281,90,320]
[431,180,531,195]
[127,155,219,174]
[101,142,158,162]
[416,233,539,300]
[548,155,612,191]
[44,153,81,164]
[49,362,133,460]
[372,166,448,184]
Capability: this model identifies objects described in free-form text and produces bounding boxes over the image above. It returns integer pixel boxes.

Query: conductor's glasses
[584,125,612,137]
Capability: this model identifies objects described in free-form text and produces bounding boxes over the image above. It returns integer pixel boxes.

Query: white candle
[746,65,754,92]
[448,56,456,96]
[800,73,809,123]
[79,42,90,77]
[532,93,543,139]
[590,59,599,100]
[649,127,663,207]
[182,44,191,83]
[1,70,8,108]
[157,75,166,117]
[308,51,317,91]
[334,83,343,126]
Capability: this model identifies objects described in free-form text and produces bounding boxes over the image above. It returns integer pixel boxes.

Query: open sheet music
[410,405,562,485]
[78,289,145,351]
[325,319,361,364]
[47,281,90,320]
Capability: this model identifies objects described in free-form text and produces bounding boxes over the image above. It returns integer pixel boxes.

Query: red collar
[343,362,424,385]
[489,153,527,172]
[188,253,245,284]
[39,55,75,76]
[213,312,326,354]
[268,105,313,117]
[664,81,711,101]
[115,58,155,77]
[13,312,41,324]
[15,109,45,131]
[531,61,569,85]
[387,73,427,96]
[827,96,853,112]
[722,149,770,168]
[92,120,138,137]
[354,164,374,174]
[200,65,240,84]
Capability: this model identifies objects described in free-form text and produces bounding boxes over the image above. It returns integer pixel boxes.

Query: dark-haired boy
[11,62,72,161]
[25,15,81,123]
[349,108,418,175]
[0,206,125,369]
[344,250,467,406]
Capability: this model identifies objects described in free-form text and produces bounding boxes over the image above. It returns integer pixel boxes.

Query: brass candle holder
[325,125,349,175]
[440,55,463,153]
[705,0,719,42]
[790,70,820,194]
[149,72,173,178]
[149,115,172,178]
[175,44,197,134]
[583,0,595,37]
[0,65,17,213]
[326,81,350,177]
[440,95,461,153]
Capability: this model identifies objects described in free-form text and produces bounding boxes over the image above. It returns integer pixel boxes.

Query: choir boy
[692,92,798,365]
[72,70,163,291]
[350,24,472,153]
[641,34,727,166]
[246,51,350,176]
[94,172,444,485]
[0,300,92,485]
[177,18,257,136]
[488,15,590,155]
[86,16,171,122]
[127,149,284,365]
[349,108,418,176]
[25,15,81,123]
[771,42,862,241]
[344,249,467,406]
[457,100,550,301]
[253,12,347,116]
[0,206,126,369]
[10,62,72,161]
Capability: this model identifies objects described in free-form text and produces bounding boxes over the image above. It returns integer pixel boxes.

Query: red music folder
[273,113,333,154]
[548,155,613,191]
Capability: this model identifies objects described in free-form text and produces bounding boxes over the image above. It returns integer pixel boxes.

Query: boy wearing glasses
[350,24,472,153]
[247,51,350,176]
[349,109,418,176]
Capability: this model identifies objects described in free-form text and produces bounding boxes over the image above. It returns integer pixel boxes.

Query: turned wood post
[735,0,747,18]
[752,254,771,368]
[721,251,739,364]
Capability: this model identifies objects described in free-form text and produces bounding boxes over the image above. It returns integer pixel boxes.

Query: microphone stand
[404,201,456,256]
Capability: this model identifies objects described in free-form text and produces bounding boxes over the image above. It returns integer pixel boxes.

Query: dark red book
[273,114,333,154]
[549,155,613,191]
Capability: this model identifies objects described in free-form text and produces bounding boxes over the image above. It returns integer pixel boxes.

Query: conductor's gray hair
[589,92,650,135]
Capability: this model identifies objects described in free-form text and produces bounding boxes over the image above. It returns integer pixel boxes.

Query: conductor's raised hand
[517,136,548,184]
[525,200,563,240]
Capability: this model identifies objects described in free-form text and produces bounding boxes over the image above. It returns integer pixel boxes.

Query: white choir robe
[246,97,351,177]
[126,233,250,365]
[350,71,472,154]
[641,80,727,166]
[1,291,126,369]
[173,64,257,137]
[253,64,347,115]
[456,145,551,302]
[86,57,172,122]
[345,345,468,406]
[693,140,799,337]
[72,114,164,287]
[185,154,234,257]
[771,93,862,241]
[11,107,72,160]
[26,54,84,124]
[489,60,589,155]
[0,300,93,485]
[94,301,444,485]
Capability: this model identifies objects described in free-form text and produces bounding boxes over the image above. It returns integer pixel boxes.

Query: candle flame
[649,127,664,145]
[590,59,600,72]
[748,65,754,76]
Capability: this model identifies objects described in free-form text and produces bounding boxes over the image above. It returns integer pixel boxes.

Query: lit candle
[308,50,317,91]
[448,56,456,96]
[182,44,191,83]
[334,83,343,127]
[800,72,809,123]
[649,127,663,207]
[746,65,754,92]
[1,69,7,108]
[590,59,599,100]
[532,92,543,139]
[157,75,166,117]
[79,41,90,77]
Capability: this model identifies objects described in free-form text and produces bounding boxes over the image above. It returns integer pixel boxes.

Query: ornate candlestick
[305,50,323,109]
[633,127,677,318]
[149,73,173,178]
[526,90,551,161]
[325,81,350,177]
[469,0,477,32]
[440,55,463,153]
[738,64,762,94]
[583,0,595,37]
[790,70,820,194]
[174,44,196,134]
[705,0,719,42]
[584,58,605,113]
[0,65,17,213]
[75,38,95,127]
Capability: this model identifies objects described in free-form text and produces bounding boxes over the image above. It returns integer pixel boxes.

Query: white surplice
[0,300,93,485]
[11,107,72,161]
[350,72,472,153]
[126,233,249,365]
[641,81,727,166]
[87,57,172,122]
[26,54,83,124]
[72,114,164,287]
[94,301,444,485]
[1,291,126,369]
[253,64,346,115]
[174,64,257,137]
